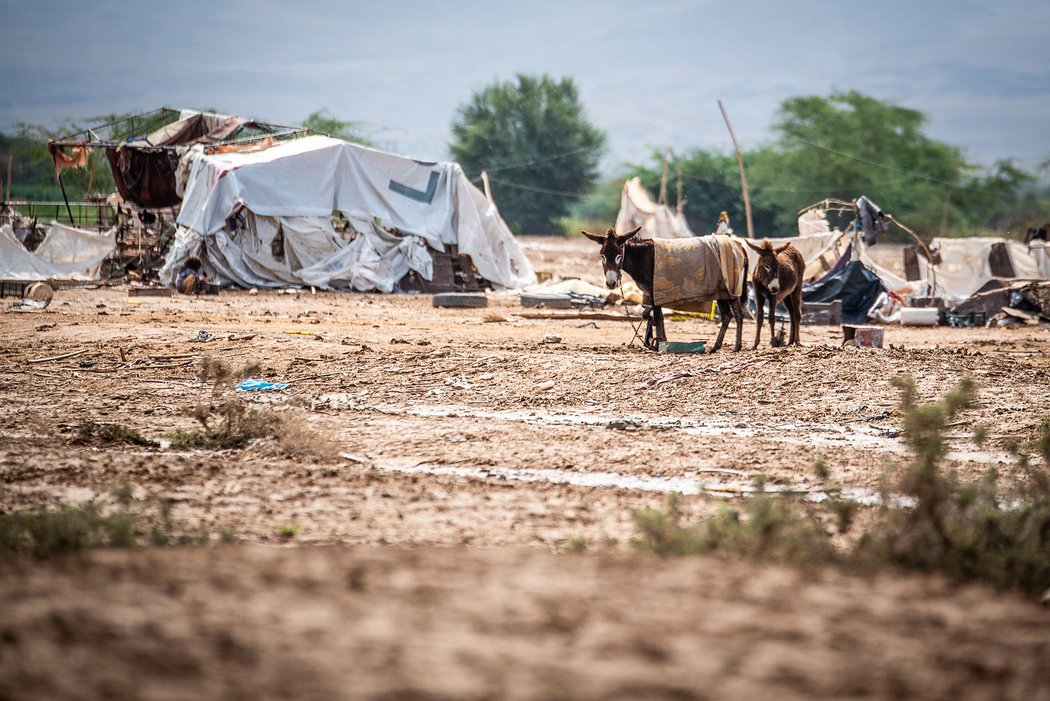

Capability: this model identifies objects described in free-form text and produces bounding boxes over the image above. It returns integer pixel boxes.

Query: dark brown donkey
[746,240,805,348]
[583,227,749,353]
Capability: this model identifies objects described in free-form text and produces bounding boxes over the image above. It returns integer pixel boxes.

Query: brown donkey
[746,240,805,348]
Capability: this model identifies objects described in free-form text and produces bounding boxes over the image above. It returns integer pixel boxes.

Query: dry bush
[170,357,339,459]
[72,421,158,448]
[633,377,1050,597]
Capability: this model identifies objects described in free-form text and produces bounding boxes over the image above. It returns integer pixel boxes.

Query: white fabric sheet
[0,223,116,281]
[615,177,694,239]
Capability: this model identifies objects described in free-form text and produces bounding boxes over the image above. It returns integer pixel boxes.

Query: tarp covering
[106,111,269,209]
[0,222,116,281]
[615,177,694,239]
[802,260,886,325]
[865,237,1050,303]
[160,135,535,291]
[650,235,746,312]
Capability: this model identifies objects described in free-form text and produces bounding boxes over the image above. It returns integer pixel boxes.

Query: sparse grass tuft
[566,535,588,553]
[0,484,217,558]
[72,421,158,448]
[633,492,832,564]
[276,524,300,540]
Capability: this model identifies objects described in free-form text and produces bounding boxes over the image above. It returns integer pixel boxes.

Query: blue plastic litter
[235,378,289,392]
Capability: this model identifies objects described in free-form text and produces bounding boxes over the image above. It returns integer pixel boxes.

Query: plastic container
[900,307,941,326]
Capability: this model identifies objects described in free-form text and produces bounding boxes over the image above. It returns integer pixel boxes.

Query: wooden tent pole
[718,100,753,239]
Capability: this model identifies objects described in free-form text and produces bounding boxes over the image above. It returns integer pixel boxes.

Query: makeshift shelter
[48,108,307,210]
[614,177,694,239]
[909,237,1049,304]
[0,222,116,281]
[160,135,535,292]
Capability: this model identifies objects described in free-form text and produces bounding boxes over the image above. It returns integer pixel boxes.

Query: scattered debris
[635,355,777,389]
[432,292,488,308]
[190,330,216,343]
[27,349,88,364]
[235,379,289,392]
[541,334,562,344]
[842,324,884,348]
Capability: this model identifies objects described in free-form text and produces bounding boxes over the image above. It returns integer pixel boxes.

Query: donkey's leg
[790,287,803,345]
[768,297,778,347]
[711,300,731,353]
[643,308,654,350]
[732,299,744,352]
[654,306,668,343]
[752,288,765,349]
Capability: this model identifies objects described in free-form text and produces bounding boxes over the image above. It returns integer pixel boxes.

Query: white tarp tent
[912,237,1049,303]
[161,135,535,291]
[858,236,1050,303]
[614,177,694,239]
[0,222,116,281]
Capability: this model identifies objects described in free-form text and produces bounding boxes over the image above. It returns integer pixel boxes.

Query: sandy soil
[1,236,1048,699]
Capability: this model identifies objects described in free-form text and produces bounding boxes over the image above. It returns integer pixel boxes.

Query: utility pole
[718,100,753,239]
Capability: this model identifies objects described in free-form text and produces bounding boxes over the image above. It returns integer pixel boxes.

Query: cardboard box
[842,324,884,348]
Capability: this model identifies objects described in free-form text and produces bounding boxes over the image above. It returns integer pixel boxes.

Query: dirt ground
[1,236,1048,700]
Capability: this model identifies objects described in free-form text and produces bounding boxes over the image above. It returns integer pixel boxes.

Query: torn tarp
[0,222,116,281]
[854,196,889,246]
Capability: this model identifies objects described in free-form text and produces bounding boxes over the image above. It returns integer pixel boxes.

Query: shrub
[631,376,1050,597]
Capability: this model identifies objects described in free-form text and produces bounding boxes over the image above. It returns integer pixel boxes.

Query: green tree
[449,74,606,233]
[751,90,1012,235]
[302,109,376,146]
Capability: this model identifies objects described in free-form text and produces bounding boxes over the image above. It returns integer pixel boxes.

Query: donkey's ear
[617,226,642,243]
[581,230,605,244]
[744,240,764,253]
[774,243,792,254]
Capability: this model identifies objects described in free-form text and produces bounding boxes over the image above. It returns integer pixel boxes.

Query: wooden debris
[27,349,87,364]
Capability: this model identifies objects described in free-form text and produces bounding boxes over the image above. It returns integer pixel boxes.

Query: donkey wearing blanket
[583,227,749,352]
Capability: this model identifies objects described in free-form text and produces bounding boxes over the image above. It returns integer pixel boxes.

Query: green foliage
[72,421,158,448]
[857,377,1050,593]
[450,74,606,233]
[276,523,300,540]
[624,91,1042,238]
[632,492,833,564]
[565,535,588,553]
[0,484,210,558]
[632,377,1050,597]
[302,109,376,146]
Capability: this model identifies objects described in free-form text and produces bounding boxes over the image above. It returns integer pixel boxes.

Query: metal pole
[717,100,754,239]
[57,172,75,224]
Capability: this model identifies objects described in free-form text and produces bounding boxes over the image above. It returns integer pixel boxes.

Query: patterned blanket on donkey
[649,234,746,312]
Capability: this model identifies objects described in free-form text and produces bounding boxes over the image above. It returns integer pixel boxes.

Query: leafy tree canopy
[301,109,376,146]
[627,91,1045,239]
[450,74,606,233]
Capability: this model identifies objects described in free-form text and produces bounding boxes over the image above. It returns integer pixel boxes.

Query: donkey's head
[746,239,792,294]
[581,226,642,288]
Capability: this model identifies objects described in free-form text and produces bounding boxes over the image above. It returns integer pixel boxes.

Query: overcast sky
[2,0,1048,175]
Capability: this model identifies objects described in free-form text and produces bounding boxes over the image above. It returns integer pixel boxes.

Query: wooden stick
[517,312,640,322]
[27,349,87,364]
[718,100,753,239]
